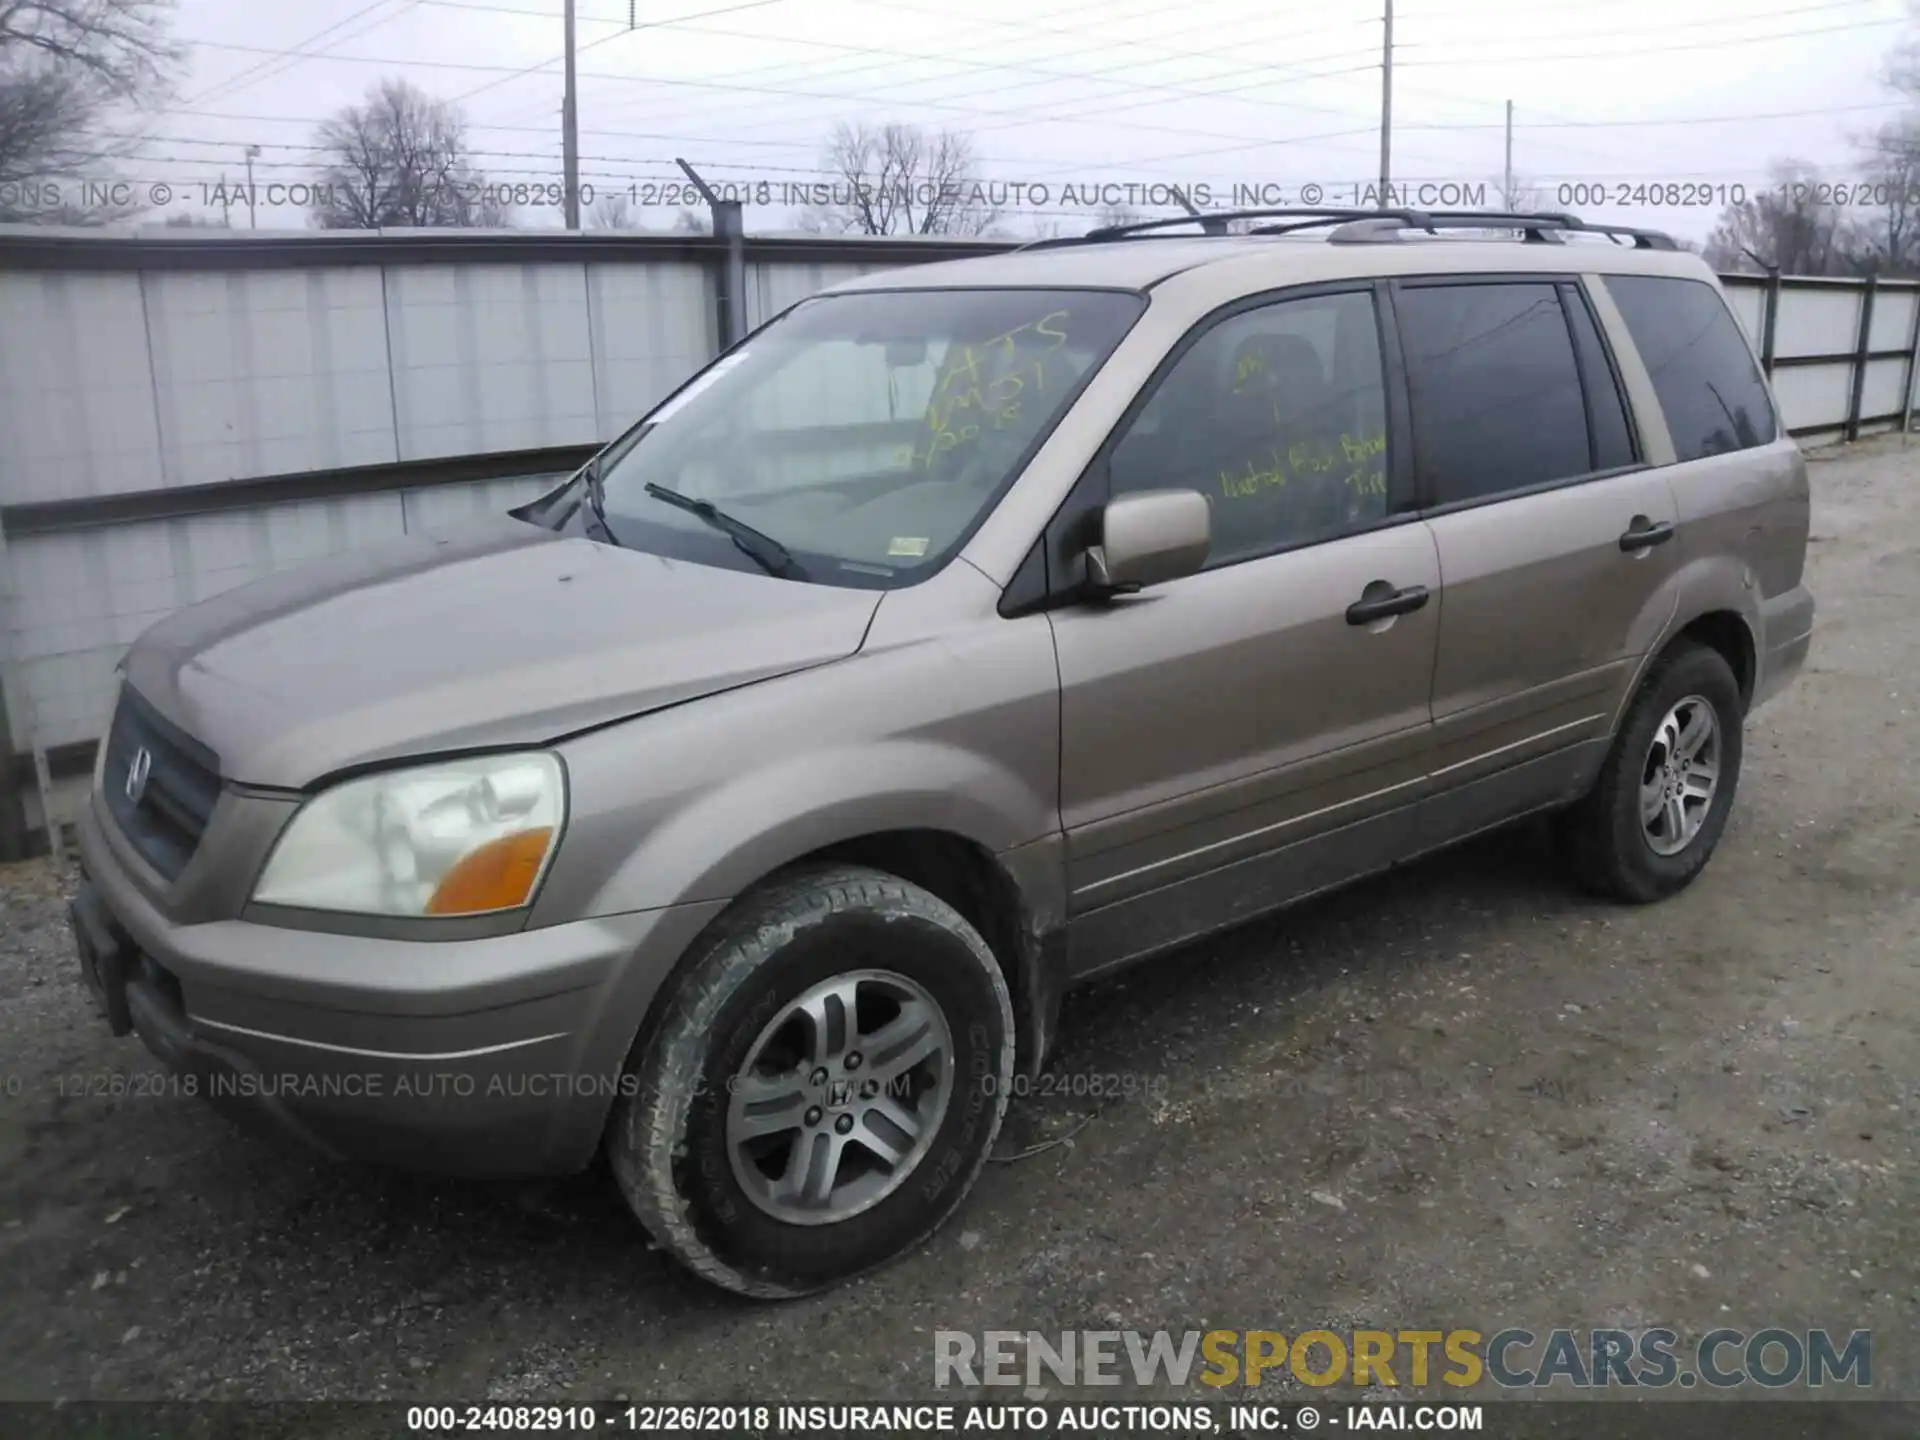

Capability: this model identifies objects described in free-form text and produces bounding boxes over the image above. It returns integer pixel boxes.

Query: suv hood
[122,516,882,788]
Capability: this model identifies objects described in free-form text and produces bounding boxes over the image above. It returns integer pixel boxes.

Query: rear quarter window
[1603,275,1779,462]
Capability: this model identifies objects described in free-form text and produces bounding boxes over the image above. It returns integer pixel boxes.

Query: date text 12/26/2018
[402,1402,1465,1434]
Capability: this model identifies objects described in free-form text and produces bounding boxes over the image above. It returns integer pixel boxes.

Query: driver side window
[1109,289,1390,569]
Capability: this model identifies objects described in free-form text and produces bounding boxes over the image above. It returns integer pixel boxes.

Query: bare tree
[162,209,227,227]
[673,205,709,233]
[0,0,181,216]
[1092,201,1141,231]
[799,120,999,236]
[588,190,640,229]
[309,78,511,229]
[1845,20,1920,275]
[1838,113,1920,275]
[1885,0,1920,96]
[1492,172,1548,212]
[1703,161,1847,275]
[1694,6,1920,276]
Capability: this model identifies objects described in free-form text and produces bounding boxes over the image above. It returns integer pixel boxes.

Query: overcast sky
[76,0,1920,240]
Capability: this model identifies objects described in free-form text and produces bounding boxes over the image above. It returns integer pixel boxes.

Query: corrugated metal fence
[0,227,1006,854]
[0,227,1912,854]
[1720,272,1920,441]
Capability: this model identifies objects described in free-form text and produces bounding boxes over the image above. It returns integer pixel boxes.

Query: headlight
[252,754,566,918]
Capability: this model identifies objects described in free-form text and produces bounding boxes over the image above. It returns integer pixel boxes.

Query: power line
[444,0,789,104]
[478,0,1150,128]
[100,0,1916,202]
[570,12,1383,134]
[74,0,422,170]
[850,0,1373,68]
[168,33,1400,155]
[1406,100,1910,130]
[636,0,1888,157]
[90,87,1910,196]
[1401,14,1903,64]
[1397,0,1886,39]
[550,11,1392,142]
[134,95,1915,138]
[514,2,1409,147]
[189,1,424,108]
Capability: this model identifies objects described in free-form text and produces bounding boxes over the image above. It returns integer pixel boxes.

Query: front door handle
[1620,518,1676,553]
[1346,583,1430,626]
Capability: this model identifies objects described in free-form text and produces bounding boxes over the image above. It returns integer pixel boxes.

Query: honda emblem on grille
[125,746,153,806]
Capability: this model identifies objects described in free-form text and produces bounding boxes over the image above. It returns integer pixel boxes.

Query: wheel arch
[1673,609,1758,712]
[1614,549,1762,734]
[604,825,1065,1160]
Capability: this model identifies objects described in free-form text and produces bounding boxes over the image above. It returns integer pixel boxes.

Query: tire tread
[1563,640,1742,904]
[608,864,1013,1298]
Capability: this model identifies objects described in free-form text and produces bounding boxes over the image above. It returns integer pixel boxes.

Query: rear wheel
[1562,640,1744,903]
[607,865,1013,1297]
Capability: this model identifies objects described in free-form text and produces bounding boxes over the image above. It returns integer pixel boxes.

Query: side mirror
[1086,489,1211,594]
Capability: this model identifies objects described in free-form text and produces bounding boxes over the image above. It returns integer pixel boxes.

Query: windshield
[585,287,1145,586]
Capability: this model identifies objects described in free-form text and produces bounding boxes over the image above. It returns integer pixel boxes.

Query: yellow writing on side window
[1217,432,1388,503]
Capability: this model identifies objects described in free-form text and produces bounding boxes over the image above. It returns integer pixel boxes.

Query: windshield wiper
[643,483,806,580]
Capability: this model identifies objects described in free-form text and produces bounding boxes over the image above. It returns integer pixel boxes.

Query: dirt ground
[2,435,1917,1418]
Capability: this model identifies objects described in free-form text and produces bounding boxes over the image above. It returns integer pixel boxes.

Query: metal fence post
[0,513,32,861]
[1847,273,1878,443]
[1760,268,1780,377]
[675,158,747,355]
[1901,283,1920,437]
[715,200,747,347]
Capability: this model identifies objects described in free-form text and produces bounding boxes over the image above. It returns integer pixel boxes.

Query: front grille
[101,684,223,882]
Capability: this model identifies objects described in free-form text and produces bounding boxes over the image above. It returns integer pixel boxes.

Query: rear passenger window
[1396,282,1591,506]
[1604,274,1778,461]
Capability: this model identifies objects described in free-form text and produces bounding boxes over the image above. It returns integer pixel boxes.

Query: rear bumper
[1752,583,1815,713]
[74,795,726,1177]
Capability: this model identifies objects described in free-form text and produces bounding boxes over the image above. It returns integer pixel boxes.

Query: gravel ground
[2,436,1917,1417]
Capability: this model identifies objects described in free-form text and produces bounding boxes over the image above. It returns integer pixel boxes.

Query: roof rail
[1011,206,1678,253]
[1015,207,1398,252]
[1323,211,1678,250]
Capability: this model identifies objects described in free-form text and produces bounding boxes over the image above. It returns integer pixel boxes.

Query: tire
[606,864,1015,1298]
[1562,640,1745,904]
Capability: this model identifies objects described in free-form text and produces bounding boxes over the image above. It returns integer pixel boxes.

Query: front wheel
[607,865,1014,1297]
[1562,640,1745,903]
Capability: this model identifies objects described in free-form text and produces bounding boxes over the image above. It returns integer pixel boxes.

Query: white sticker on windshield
[645,352,749,427]
[887,536,930,558]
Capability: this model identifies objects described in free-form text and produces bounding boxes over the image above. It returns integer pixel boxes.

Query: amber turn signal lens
[424,828,555,915]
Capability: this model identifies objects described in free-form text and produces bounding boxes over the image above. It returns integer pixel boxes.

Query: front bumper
[74,793,725,1177]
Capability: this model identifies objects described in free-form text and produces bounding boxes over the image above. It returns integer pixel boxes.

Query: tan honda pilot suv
[70,209,1814,1298]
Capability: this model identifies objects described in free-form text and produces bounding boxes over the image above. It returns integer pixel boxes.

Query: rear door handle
[1346,583,1430,625]
[1619,519,1676,552]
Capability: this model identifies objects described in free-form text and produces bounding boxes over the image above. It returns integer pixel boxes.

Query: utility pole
[562,0,581,228]
[244,144,260,229]
[1503,101,1514,208]
[218,171,231,227]
[1378,0,1394,205]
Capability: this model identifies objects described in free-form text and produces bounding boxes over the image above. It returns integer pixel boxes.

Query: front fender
[581,738,1054,917]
